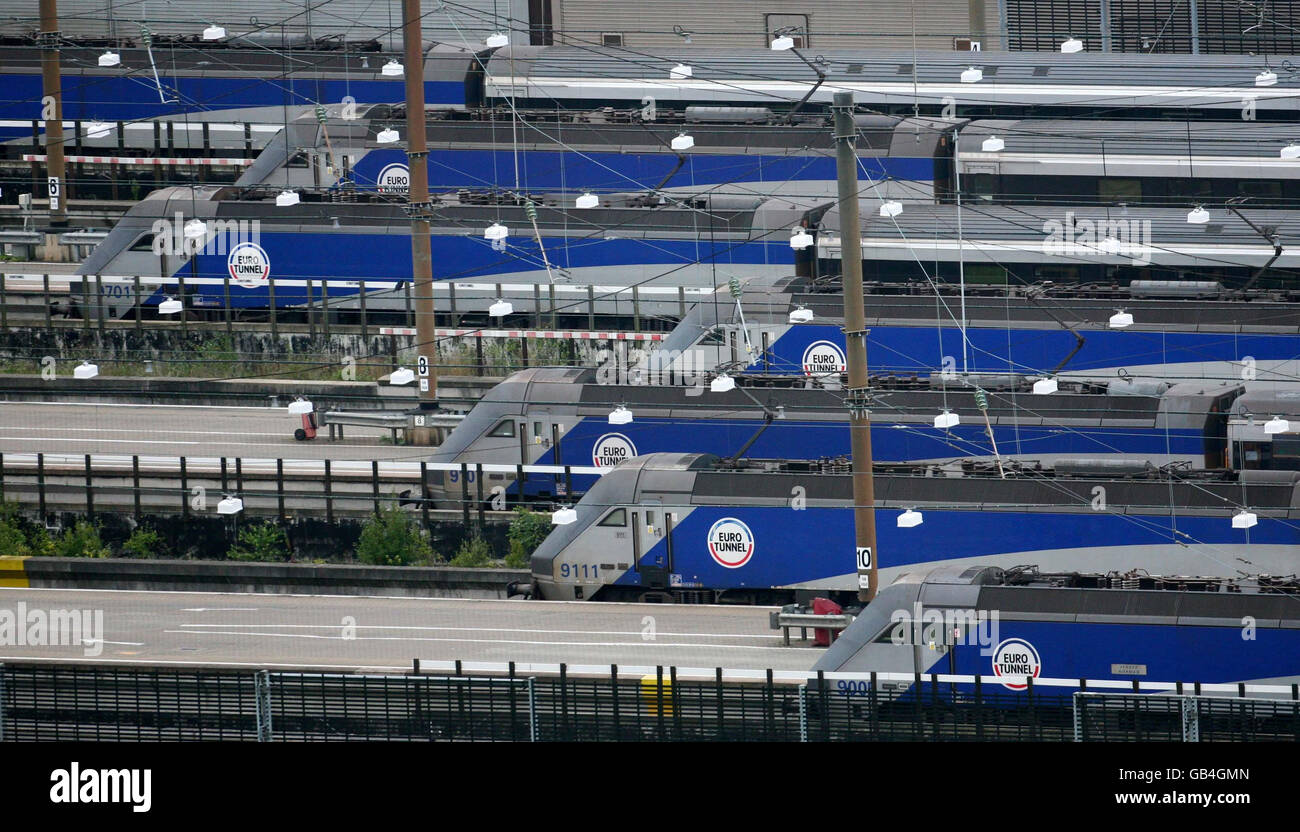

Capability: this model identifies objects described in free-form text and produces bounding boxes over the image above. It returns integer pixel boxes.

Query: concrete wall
[12,556,529,599]
[553,0,1005,51]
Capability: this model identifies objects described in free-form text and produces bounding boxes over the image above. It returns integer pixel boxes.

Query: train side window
[488,420,516,437]
[598,508,627,527]
[128,233,157,252]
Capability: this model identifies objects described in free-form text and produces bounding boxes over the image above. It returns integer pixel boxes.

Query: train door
[634,510,669,589]
[550,422,566,496]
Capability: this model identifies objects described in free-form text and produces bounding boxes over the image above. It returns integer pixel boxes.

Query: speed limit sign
[417,355,429,377]
[856,546,872,571]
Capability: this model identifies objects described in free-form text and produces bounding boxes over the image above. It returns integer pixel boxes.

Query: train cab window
[488,420,516,438]
[964,264,1007,285]
[1239,180,1282,201]
[129,233,157,252]
[700,329,725,346]
[1099,178,1142,202]
[598,508,627,527]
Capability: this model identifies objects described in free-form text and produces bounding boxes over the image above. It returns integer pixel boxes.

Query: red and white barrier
[23,154,254,167]
[379,327,664,341]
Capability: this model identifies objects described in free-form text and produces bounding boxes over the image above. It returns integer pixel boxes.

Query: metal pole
[832,92,879,603]
[39,0,67,228]
[404,0,438,421]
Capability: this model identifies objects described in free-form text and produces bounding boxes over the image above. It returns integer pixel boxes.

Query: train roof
[960,118,1300,161]
[815,563,1300,676]
[0,41,477,82]
[589,451,1300,513]
[485,46,1300,112]
[1230,386,1300,421]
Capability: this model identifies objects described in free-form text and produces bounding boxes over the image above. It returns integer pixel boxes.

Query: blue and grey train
[0,38,473,129]
[10,40,1300,127]
[811,564,1300,692]
[424,365,1253,504]
[527,451,1300,604]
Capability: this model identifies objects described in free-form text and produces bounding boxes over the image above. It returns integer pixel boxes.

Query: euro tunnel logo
[991,638,1041,691]
[706,517,754,569]
[592,433,637,469]
[801,340,846,376]
[377,163,410,194]
[227,242,271,288]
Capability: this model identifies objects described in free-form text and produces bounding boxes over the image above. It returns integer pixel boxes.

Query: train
[526,451,1300,604]
[424,366,1257,504]
[658,275,1300,383]
[8,40,1300,128]
[811,564,1300,690]
[71,188,1300,326]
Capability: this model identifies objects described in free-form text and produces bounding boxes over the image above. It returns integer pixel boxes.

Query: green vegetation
[226,522,290,562]
[355,505,437,566]
[121,526,167,558]
[51,521,111,558]
[506,507,550,568]
[448,534,494,567]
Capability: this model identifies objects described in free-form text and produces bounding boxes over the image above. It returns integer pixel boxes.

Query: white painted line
[0,437,202,445]
[163,629,793,651]
[178,623,775,639]
[0,401,294,412]
[82,638,146,646]
[179,608,260,612]
[0,655,411,672]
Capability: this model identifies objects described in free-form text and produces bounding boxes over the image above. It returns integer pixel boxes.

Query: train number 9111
[558,563,599,580]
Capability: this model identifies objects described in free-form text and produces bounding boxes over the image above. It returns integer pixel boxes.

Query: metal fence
[4,661,1298,742]
[1075,691,1300,742]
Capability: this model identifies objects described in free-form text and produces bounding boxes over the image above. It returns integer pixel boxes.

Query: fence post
[765,668,775,740]
[1072,692,1085,742]
[1027,675,1039,741]
[0,452,5,502]
[133,275,142,335]
[223,272,233,340]
[359,280,369,343]
[817,670,829,741]
[912,672,923,740]
[475,463,485,528]
[715,667,724,740]
[36,452,45,517]
[611,664,621,740]
[276,459,285,518]
[974,674,984,741]
[254,670,273,742]
[419,461,432,528]
[44,274,52,335]
[324,459,333,524]
[560,663,570,740]
[180,456,188,516]
[321,281,330,341]
[1181,695,1200,743]
[276,277,287,341]
[130,454,144,520]
[371,459,381,516]
[670,666,681,740]
[798,685,808,742]
[657,665,666,741]
[458,463,469,525]
[869,671,879,740]
[84,454,94,520]
[527,676,538,742]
